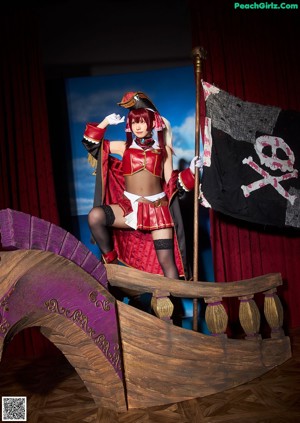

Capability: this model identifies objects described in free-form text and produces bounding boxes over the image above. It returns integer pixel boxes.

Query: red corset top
[122,148,163,178]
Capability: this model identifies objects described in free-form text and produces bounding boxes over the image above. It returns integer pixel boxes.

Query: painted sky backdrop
[65,65,201,216]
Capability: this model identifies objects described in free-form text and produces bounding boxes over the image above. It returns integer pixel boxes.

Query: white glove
[189,155,203,175]
[105,113,125,125]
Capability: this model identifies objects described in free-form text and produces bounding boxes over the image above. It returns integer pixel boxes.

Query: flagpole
[191,46,206,331]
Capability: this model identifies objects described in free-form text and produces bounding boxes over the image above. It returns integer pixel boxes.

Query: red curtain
[189,0,300,330]
[0,10,60,357]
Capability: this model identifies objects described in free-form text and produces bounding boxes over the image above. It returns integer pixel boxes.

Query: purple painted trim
[0,209,125,380]
[0,262,123,379]
[0,209,107,288]
[208,301,223,306]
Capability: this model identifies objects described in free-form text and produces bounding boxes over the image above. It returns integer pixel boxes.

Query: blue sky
[65,65,202,216]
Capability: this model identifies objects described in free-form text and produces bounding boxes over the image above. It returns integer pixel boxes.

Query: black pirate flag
[200,81,300,229]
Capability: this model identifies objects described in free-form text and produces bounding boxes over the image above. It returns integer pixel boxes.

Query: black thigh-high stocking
[153,239,179,279]
[88,206,115,254]
[88,206,127,300]
[153,238,183,325]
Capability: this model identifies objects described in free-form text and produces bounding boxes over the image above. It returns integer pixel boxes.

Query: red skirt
[118,196,174,231]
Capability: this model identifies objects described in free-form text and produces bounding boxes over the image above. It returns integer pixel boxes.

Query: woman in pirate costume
[82,91,201,282]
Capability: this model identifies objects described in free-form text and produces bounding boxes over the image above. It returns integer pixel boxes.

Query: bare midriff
[124,170,163,196]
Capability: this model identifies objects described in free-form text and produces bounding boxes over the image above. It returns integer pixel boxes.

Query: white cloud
[68,89,125,123]
[172,113,203,162]
[172,113,195,150]
[75,197,94,215]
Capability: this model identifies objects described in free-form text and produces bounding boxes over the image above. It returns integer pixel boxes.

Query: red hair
[128,108,154,132]
[125,108,166,157]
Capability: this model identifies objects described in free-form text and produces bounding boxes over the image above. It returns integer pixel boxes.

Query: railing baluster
[264,289,284,338]
[151,290,174,323]
[238,295,261,340]
[204,297,228,336]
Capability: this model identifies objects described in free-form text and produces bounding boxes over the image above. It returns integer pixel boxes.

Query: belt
[137,196,168,207]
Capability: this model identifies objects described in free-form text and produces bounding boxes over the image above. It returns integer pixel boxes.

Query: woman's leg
[151,228,179,279]
[88,204,139,299]
[151,228,183,325]
[88,204,128,256]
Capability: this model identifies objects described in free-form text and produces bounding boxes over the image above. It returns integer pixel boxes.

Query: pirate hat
[118,91,158,112]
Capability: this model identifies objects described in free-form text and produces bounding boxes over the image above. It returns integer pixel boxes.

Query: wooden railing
[105,264,284,339]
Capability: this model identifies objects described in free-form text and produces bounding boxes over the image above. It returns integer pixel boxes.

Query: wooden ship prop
[0,208,291,412]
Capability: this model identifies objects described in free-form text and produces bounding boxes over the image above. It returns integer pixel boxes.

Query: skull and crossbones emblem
[241,135,298,205]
